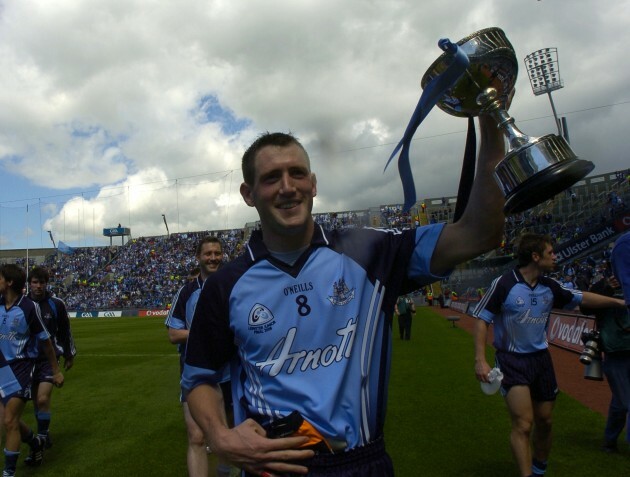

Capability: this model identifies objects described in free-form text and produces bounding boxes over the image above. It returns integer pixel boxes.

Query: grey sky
[0,0,628,248]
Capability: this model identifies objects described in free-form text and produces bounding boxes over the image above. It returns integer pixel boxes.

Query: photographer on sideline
[583,231,630,453]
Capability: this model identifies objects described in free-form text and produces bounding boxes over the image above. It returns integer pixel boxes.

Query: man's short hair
[29,266,50,284]
[515,233,553,267]
[241,132,310,186]
[196,236,223,255]
[0,264,27,294]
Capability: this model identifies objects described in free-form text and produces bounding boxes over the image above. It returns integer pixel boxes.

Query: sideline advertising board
[547,311,596,353]
[449,300,470,314]
[138,309,169,317]
[70,311,98,318]
[69,311,123,318]
[69,309,170,318]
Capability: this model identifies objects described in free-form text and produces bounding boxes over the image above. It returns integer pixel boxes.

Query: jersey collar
[246,222,331,262]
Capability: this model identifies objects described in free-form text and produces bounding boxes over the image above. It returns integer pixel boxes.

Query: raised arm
[431,114,506,276]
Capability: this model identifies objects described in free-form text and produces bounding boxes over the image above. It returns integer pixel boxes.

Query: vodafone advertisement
[138,309,169,317]
[70,309,170,318]
[547,311,596,353]
[614,211,630,232]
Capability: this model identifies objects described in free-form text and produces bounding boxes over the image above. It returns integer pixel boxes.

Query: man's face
[240,144,317,246]
[535,243,557,272]
[0,275,8,296]
[29,278,48,300]
[197,242,223,278]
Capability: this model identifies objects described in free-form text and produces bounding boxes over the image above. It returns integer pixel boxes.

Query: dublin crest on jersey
[248,304,276,334]
[327,278,355,306]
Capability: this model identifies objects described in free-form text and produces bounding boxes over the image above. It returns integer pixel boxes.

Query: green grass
[386,307,629,476]
[18,317,189,477]
[11,312,629,476]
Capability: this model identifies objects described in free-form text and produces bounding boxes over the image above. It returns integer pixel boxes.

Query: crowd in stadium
[2,168,627,312]
[41,229,244,310]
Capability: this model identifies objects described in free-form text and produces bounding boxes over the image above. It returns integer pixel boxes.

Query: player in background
[22,266,76,465]
[0,264,64,477]
[165,236,233,477]
[473,233,626,477]
[394,295,415,340]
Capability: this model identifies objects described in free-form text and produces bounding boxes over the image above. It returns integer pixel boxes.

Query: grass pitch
[18,316,188,477]
[13,312,628,476]
[386,307,628,476]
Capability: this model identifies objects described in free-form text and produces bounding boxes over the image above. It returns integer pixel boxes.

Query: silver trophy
[421,27,594,214]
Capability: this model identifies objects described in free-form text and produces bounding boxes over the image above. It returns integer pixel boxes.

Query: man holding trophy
[183,113,507,475]
[182,27,596,477]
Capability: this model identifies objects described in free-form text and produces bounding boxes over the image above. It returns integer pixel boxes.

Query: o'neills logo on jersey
[327,277,355,306]
[248,304,276,333]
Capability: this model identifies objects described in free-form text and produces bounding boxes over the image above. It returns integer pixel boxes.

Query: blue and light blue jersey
[0,295,50,362]
[167,276,231,384]
[31,293,77,360]
[183,223,446,449]
[473,268,583,353]
[165,277,203,355]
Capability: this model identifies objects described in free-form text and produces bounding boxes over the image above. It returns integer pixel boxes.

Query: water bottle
[480,367,503,395]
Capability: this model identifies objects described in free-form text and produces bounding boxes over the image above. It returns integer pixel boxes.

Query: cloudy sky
[1,0,628,250]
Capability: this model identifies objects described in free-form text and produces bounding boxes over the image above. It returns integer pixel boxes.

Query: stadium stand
[0,168,627,311]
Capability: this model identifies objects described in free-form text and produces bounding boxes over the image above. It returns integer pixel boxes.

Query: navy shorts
[244,437,394,477]
[32,358,56,385]
[496,349,559,402]
[2,359,34,405]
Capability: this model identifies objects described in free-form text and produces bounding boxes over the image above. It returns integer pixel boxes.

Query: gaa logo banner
[99,311,123,318]
[69,311,123,318]
[69,311,98,318]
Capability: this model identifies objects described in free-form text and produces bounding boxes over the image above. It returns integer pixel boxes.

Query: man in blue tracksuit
[183,120,506,477]
[24,266,76,464]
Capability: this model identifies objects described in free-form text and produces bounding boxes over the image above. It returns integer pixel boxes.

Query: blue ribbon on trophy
[385,38,470,212]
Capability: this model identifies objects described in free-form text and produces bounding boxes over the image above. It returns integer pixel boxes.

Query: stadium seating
[1,168,627,311]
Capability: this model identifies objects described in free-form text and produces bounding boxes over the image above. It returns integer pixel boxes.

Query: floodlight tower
[162,214,170,237]
[47,230,56,248]
[524,47,565,138]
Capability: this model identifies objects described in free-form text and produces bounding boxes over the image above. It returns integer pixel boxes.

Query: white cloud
[1,0,628,248]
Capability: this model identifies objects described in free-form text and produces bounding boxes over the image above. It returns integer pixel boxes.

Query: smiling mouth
[277,201,300,210]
